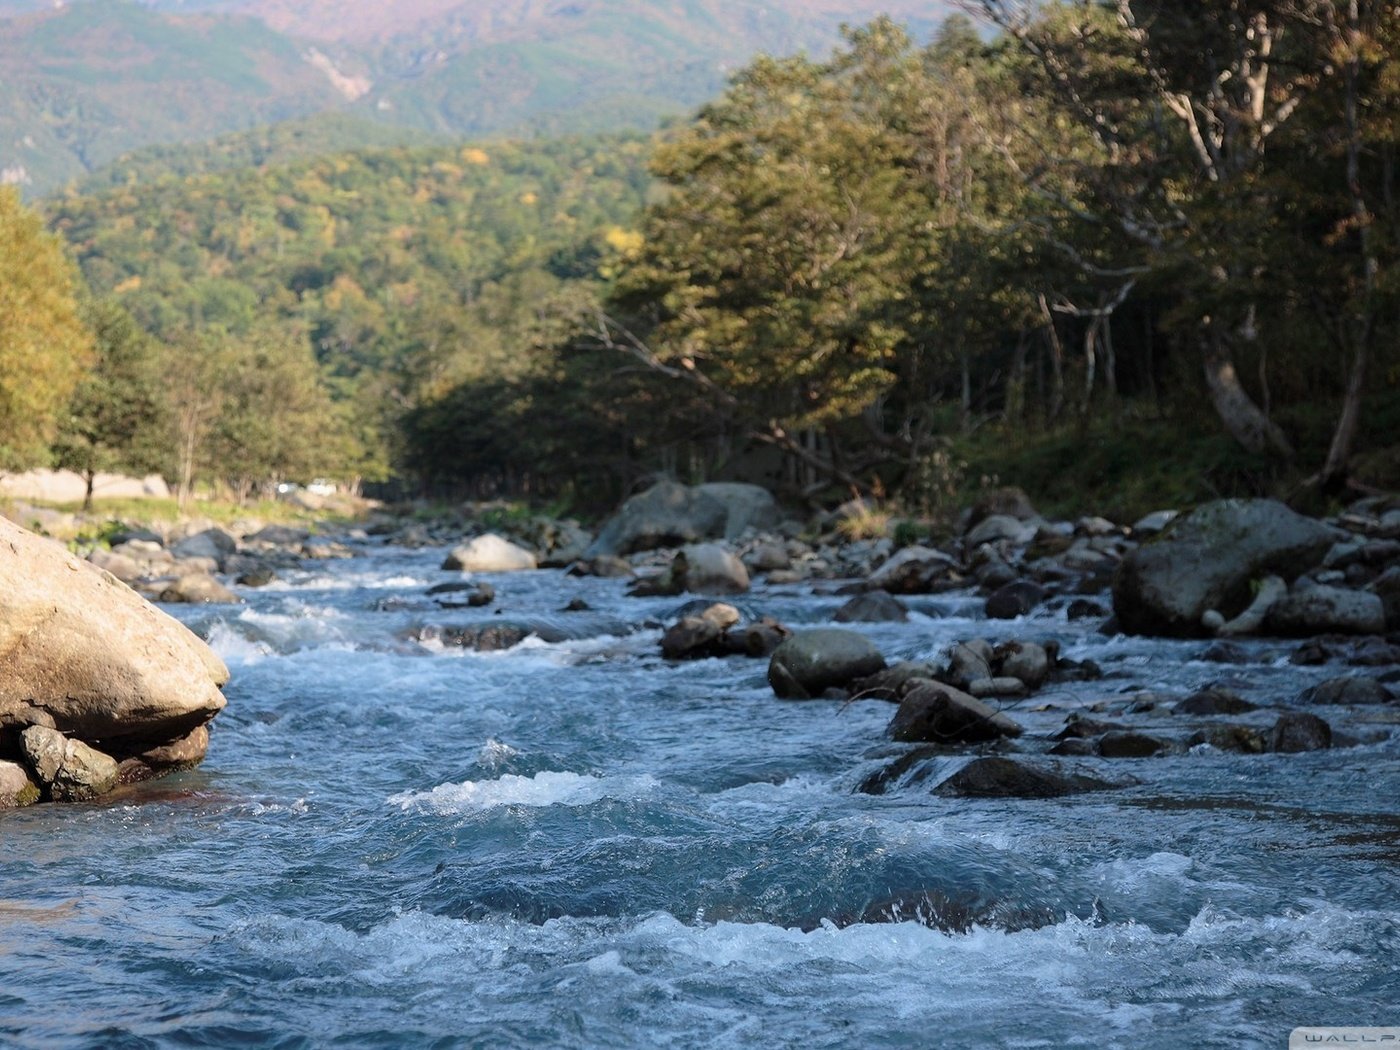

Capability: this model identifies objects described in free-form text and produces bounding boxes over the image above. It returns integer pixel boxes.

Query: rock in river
[1112,498,1343,637]
[0,518,228,789]
[442,533,538,573]
[768,629,886,700]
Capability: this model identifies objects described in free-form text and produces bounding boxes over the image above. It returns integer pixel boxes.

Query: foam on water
[390,770,663,814]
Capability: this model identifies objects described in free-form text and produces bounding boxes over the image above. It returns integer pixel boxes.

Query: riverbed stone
[985,580,1046,620]
[1298,676,1394,706]
[835,590,908,623]
[934,757,1118,799]
[585,482,729,556]
[0,760,40,807]
[888,681,1023,744]
[21,725,119,802]
[1187,725,1269,753]
[994,641,1051,690]
[159,574,242,604]
[1269,712,1332,752]
[441,533,538,573]
[1175,688,1258,716]
[1265,585,1386,636]
[1096,731,1168,758]
[1112,498,1344,636]
[768,629,887,700]
[865,547,956,594]
[672,544,750,596]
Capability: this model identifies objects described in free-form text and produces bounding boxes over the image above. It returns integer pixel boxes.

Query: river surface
[3,539,1399,1048]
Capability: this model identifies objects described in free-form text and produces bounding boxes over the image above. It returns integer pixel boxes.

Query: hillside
[2,0,954,195]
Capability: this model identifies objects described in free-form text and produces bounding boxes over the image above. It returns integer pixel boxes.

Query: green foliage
[52,297,172,499]
[0,187,92,470]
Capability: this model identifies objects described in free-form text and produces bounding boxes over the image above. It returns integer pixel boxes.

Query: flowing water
[3,540,1399,1048]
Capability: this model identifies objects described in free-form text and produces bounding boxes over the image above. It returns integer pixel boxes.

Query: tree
[52,298,172,509]
[0,187,93,471]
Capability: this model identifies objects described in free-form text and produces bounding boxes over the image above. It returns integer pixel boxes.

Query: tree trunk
[1201,331,1293,457]
[83,470,95,512]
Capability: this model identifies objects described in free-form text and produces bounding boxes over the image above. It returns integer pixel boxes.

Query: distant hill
[1,0,955,195]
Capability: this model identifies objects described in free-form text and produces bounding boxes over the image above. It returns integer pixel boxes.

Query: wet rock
[672,544,750,596]
[985,580,1046,620]
[159,574,241,605]
[1265,585,1386,636]
[1175,688,1258,716]
[735,620,791,657]
[934,756,1119,799]
[1186,725,1268,753]
[21,725,119,802]
[247,524,311,546]
[835,590,908,623]
[888,681,1022,744]
[743,541,791,573]
[236,568,278,588]
[561,598,592,612]
[769,629,886,700]
[116,725,211,784]
[966,514,1038,547]
[1066,599,1106,621]
[661,603,743,660]
[1199,640,1254,664]
[566,556,635,579]
[1298,676,1394,706]
[1096,731,1168,758]
[418,622,568,651]
[967,487,1038,528]
[994,641,1051,690]
[585,482,734,557]
[441,534,538,573]
[967,676,1029,698]
[1055,716,1126,739]
[848,661,940,702]
[945,640,994,689]
[1047,738,1097,756]
[433,581,495,608]
[171,527,237,568]
[865,547,956,594]
[1112,498,1343,637]
[1269,712,1332,752]
[0,760,40,807]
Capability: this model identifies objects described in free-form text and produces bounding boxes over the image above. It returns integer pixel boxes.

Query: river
[3,538,1397,1048]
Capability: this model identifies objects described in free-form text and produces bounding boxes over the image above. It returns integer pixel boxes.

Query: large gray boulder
[586,482,782,556]
[0,518,228,800]
[1112,499,1343,637]
[768,629,887,699]
[1265,585,1386,636]
[694,483,784,539]
[441,533,538,573]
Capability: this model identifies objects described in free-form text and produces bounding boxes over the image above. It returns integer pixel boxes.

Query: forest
[2,2,1397,520]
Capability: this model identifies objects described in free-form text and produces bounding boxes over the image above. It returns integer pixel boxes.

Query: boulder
[967,487,1038,527]
[888,681,1023,744]
[1112,499,1343,637]
[0,518,228,754]
[673,544,750,596]
[985,580,1046,620]
[0,760,40,807]
[694,482,784,539]
[159,574,241,604]
[660,603,742,660]
[441,534,538,573]
[1096,731,1169,758]
[945,640,994,689]
[744,541,792,573]
[966,515,1037,547]
[1265,585,1386,636]
[994,641,1051,690]
[171,527,238,567]
[835,590,909,623]
[1269,712,1332,753]
[934,757,1118,799]
[21,725,119,802]
[566,555,635,579]
[585,482,729,556]
[1175,688,1258,715]
[1298,676,1394,706]
[1215,575,1287,637]
[1187,725,1268,753]
[768,629,887,700]
[865,547,956,594]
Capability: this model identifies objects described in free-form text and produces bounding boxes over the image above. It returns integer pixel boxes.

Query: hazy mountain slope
[3,0,956,195]
[0,2,355,192]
